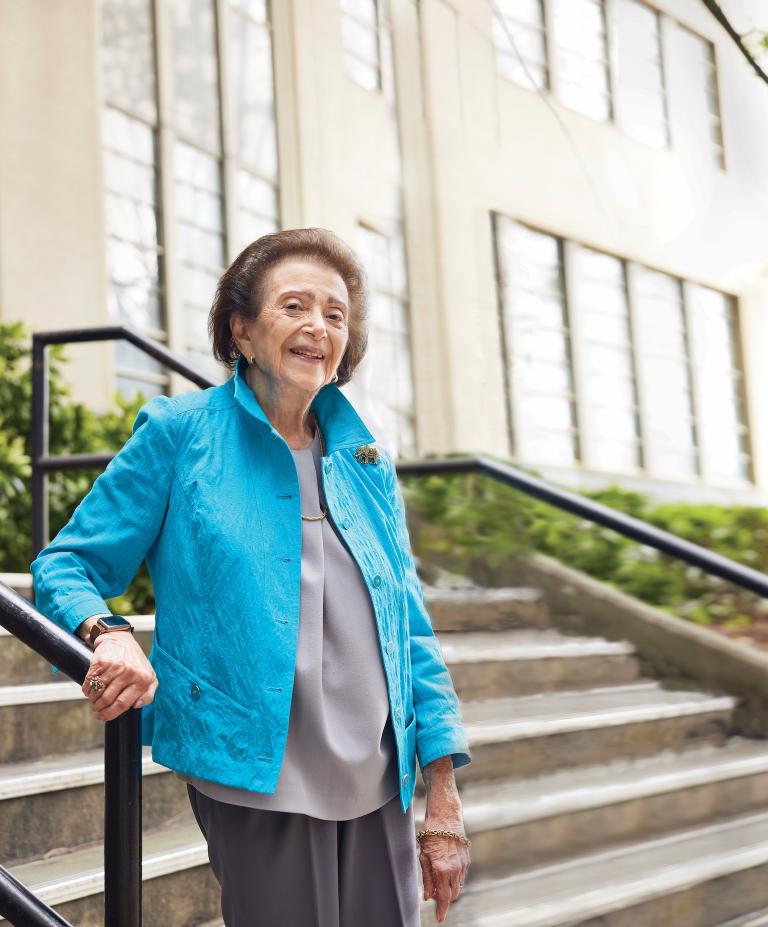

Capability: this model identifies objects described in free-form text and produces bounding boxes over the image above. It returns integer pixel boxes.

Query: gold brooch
[354,444,379,465]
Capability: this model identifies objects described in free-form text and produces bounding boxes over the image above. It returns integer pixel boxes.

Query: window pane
[99,0,157,123]
[174,141,226,381]
[613,0,669,147]
[495,217,578,466]
[172,0,222,153]
[674,25,724,168]
[355,224,415,457]
[341,0,382,91]
[634,267,698,478]
[228,5,279,178]
[492,0,548,92]
[571,245,640,471]
[551,0,611,121]
[687,285,750,481]
[233,169,279,255]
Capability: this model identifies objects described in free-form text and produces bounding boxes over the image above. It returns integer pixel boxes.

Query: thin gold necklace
[301,419,328,522]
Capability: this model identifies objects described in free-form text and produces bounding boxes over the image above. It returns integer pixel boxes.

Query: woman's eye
[285,302,302,311]
[329,313,344,322]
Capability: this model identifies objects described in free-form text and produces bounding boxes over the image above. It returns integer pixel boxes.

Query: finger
[418,851,435,902]
[434,868,453,922]
[94,683,146,721]
[82,669,116,701]
[450,871,462,901]
[131,677,157,709]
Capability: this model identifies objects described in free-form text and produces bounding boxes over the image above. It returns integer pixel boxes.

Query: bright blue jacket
[30,354,471,813]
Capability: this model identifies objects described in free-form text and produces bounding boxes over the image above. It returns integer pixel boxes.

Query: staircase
[3,573,768,926]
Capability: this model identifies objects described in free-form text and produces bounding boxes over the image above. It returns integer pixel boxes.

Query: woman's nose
[303,308,328,337]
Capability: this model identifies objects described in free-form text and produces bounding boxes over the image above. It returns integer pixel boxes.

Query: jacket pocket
[151,640,257,778]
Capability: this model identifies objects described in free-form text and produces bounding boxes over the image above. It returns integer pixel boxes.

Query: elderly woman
[30,228,471,926]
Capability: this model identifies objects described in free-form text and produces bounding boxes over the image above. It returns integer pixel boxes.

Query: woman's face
[234,256,350,396]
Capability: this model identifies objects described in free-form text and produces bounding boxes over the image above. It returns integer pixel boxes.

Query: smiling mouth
[289,348,325,362]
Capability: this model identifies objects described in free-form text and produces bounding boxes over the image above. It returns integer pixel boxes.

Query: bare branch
[700,0,768,86]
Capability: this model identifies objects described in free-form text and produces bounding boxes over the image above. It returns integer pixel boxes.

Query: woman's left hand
[418,757,470,923]
[418,813,470,922]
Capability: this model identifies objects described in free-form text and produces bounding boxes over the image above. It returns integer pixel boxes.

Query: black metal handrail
[9,324,767,925]
[4,327,215,927]
[395,455,768,599]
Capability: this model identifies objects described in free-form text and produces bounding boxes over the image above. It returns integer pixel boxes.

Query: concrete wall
[0,0,112,407]
[1,0,767,503]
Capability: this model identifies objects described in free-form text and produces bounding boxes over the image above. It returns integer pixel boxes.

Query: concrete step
[424,586,550,632]
[0,680,105,763]
[416,738,768,878]
[434,810,768,927]
[0,616,155,685]
[1,814,219,927]
[440,628,640,699]
[443,683,735,785]
[0,573,33,601]
[719,911,768,926]
[0,746,189,865]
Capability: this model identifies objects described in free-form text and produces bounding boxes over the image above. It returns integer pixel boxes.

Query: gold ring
[88,675,105,693]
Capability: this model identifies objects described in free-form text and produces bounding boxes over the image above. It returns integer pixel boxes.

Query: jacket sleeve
[382,450,472,774]
[29,394,178,641]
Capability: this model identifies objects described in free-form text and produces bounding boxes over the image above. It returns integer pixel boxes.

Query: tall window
[570,245,640,471]
[492,0,548,92]
[633,267,698,478]
[550,0,611,122]
[355,224,416,457]
[687,285,749,480]
[494,219,578,466]
[675,25,725,168]
[229,0,281,253]
[491,0,727,162]
[493,215,751,485]
[340,0,395,100]
[613,0,669,147]
[99,0,166,399]
[99,0,280,398]
[171,0,226,386]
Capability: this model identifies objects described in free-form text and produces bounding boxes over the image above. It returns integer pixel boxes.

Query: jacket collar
[228,353,375,455]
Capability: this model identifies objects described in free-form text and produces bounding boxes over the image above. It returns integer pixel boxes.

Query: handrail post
[104,711,142,927]
[31,335,49,558]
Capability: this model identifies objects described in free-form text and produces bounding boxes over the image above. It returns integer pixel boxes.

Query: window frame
[493,213,752,488]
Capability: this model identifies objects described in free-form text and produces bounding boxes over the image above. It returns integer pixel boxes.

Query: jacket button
[342,518,351,530]
[190,683,201,701]
[402,773,410,785]
[324,460,333,474]
[386,640,394,654]
[395,707,403,720]
[372,574,382,588]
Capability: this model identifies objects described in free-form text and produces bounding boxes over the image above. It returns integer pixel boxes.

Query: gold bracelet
[416,829,471,848]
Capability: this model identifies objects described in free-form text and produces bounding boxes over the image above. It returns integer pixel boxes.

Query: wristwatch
[89,614,135,647]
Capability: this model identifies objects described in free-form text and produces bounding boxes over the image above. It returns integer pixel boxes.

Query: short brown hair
[209,227,369,387]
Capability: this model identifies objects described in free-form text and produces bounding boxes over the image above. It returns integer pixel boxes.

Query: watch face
[99,616,132,630]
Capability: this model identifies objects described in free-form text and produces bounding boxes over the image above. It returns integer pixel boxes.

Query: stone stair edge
[451,809,768,927]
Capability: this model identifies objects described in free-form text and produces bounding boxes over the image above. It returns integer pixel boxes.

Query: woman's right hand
[81,633,158,722]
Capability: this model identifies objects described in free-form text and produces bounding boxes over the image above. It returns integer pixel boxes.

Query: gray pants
[187,784,421,926]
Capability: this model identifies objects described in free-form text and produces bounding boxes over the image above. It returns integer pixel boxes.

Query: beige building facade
[1,0,767,505]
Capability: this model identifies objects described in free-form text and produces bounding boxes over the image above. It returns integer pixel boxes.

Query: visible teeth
[292,349,323,358]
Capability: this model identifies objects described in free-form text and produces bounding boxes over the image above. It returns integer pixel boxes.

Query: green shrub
[0,321,156,615]
[401,467,768,627]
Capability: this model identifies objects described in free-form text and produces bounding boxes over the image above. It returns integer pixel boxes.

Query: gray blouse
[175,428,400,820]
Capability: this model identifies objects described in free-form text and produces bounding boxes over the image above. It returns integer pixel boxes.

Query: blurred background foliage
[0,320,154,614]
[401,466,768,631]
